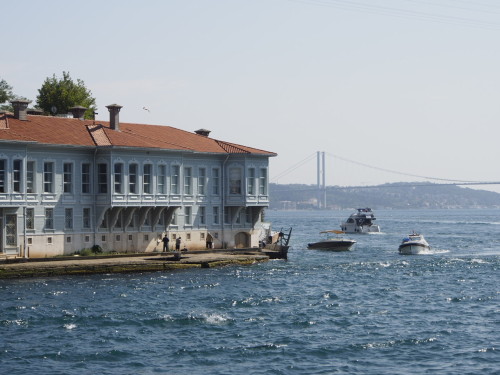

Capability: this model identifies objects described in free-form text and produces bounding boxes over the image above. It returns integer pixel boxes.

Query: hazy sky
[3,0,500,192]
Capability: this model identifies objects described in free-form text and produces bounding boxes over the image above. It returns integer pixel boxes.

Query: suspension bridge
[271,151,500,209]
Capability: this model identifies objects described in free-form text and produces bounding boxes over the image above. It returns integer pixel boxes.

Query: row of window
[0,159,25,193]
[0,160,78,194]
[0,160,268,196]
[29,232,220,247]
[24,207,91,231]
[23,206,253,233]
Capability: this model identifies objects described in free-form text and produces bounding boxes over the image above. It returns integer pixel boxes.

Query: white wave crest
[203,313,229,324]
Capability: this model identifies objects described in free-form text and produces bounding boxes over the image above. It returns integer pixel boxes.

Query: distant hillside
[269,182,500,209]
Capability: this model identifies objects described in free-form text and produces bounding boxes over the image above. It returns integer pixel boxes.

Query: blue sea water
[1,209,499,375]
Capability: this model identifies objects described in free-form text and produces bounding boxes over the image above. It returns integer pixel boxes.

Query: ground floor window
[65,208,73,229]
[45,208,54,230]
[199,206,206,225]
[213,207,219,224]
[26,208,34,230]
[185,207,192,225]
[83,208,91,229]
[5,214,17,246]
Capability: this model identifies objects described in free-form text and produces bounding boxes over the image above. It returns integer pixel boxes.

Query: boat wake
[430,248,450,254]
[410,248,450,255]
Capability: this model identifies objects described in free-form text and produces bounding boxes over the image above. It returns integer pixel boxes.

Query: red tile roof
[0,114,276,156]
[88,124,111,146]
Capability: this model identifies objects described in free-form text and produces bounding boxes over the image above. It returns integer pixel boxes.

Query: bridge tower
[317,151,326,209]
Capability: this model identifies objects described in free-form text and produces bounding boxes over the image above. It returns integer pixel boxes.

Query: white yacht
[398,232,430,255]
[340,208,381,233]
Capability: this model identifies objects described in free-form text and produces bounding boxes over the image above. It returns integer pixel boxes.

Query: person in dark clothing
[175,237,181,251]
[206,233,213,249]
[162,235,170,252]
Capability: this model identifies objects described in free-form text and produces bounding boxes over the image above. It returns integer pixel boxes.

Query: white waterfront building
[0,101,275,258]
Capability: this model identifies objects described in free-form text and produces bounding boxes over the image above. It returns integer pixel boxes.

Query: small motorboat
[308,230,356,251]
[398,232,430,255]
[340,208,381,233]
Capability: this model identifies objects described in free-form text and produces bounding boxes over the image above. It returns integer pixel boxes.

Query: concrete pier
[0,250,274,279]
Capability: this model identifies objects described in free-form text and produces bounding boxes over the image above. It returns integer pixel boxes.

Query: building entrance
[234,232,250,248]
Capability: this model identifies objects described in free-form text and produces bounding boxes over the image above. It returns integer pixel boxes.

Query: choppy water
[1,209,499,375]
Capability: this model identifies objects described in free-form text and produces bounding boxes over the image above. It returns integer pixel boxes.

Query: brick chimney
[11,100,32,121]
[69,105,87,120]
[106,104,122,131]
[195,128,211,137]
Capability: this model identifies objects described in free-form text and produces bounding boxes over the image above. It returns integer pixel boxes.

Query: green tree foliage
[0,78,30,112]
[0,78,14,104]
[0,78,16,111]
[36,72,97,119]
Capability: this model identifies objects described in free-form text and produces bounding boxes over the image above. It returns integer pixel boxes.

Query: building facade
[0,101,275,258]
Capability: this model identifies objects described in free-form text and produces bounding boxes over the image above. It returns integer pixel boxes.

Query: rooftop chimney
[11,100,32,121]
[106,104,122,131]
[195,128,211,137]
[69,105,87,120]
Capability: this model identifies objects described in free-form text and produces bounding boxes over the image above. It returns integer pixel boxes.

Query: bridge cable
[272,152,317,182]
[325,152,491,184]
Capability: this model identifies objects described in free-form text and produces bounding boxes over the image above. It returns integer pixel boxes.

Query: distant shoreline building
[0,100,276,257]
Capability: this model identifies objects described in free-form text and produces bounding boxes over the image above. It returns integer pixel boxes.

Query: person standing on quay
[162,235,170,252]
[206,233,213,249]
[175,237,181,251]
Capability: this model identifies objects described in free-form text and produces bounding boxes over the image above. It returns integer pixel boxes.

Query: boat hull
[263,243,289,259]
[398,243,430,255]
[307,240,356,251]
[341,224,381,234]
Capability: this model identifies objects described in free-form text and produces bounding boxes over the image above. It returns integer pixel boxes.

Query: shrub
[91,245,103,254]
[79,248,93,256]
